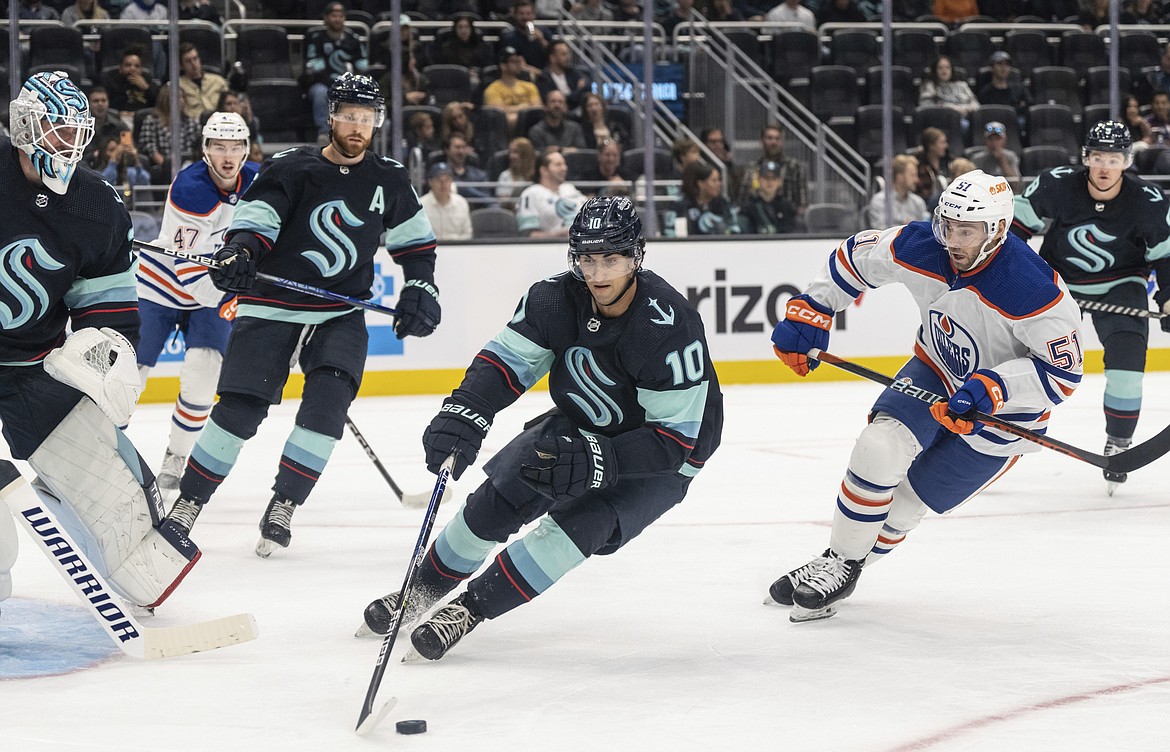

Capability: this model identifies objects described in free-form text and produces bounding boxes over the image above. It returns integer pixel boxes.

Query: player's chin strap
[804,348,1170,475]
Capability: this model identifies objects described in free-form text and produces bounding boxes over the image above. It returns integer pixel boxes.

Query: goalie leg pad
[0,501,16,604]
[168,347,222,457]
[829,415,920,561]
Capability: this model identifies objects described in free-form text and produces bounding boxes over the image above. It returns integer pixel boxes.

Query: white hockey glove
[44,327,143,427]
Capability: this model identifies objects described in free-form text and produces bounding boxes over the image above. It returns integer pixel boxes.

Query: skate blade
[1106,481,1121,497]
[255,537,285,558]
[790,605,837,623]
[400,646,424,663]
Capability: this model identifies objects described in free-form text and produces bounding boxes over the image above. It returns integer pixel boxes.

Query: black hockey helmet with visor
[1082,120,1132,167]
[328,72,385,129]
[568,196,646,280]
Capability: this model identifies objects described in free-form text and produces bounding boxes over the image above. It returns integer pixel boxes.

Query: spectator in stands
[661,0,699,42]
[528,90,587,152]
[139,85,202,185]
[516,151,586,238]
[433,14,494,75]
[919,56,979,119]
[1124,95,1155,152]
[668,161,738,236]
[61,0,107,26]
[442,133,493,206]
[103,47,158,115]
[381,50,430,106]
[179,43,229,121]
[1136,44,1170,105]
[121,0,167,22]
[947,156,976,175]
[572,0,615,21]
[537,40,590,111]
[499,0,552,74]
[215,90,262,144]
[421,162,473,241]
[977,51,1032,122]
[1146,91,1170,145]
[580,93,631,148]
[93,135,151,196]
[496,136,537,208]
[737,159,798,235]
[702,127,745,203]
[248,141,264,165]
[759,0,815,29]
[85,86,130,165]
[440,102,476,152]
[579,139,633,197]
[740,123,808,216]
[865,154,927,228]
[1077,0,1131,29]
[933,0,979,24]
[408,111,440,155]
[909,126,951,209]
[1028,0,1080,22]
[614,0,644,21]
[971,121,1021,191]
[817,0,866,25]
[179,0,222,24]
[705,0,745,21]
[303,1,370,139]
[1126,0,1164,24]
[484,46,543,134]
[16,0,58,19]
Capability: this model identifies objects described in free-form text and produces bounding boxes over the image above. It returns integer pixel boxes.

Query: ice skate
[409,593,483,661]
[765,549,832,606]
[356,589,437,637]
[790,552,863,622]
[255,496,297,558]
[161,496,202,538]
[1103,436,1130,496]
[156,449,186,496]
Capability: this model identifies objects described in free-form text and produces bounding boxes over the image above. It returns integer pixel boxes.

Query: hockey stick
[807,349,1170,474]
[355,454,454,736]
[1074,297,1169,320]
[345,416,437,508]
[0,460,258,660]
[132,240,400,317]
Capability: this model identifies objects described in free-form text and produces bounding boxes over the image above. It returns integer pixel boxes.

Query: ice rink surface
[2,372,1169,751]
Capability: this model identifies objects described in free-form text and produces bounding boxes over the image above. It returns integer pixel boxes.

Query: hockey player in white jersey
[767,171,1083,621]
[136,112,258,495]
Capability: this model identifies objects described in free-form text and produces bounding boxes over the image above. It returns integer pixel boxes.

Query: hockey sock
[464,516,586,620]
[1102,368,1142,441]
[273,426,337,504]
[864,481,929,564]
[168,348,221,457]
[182,420,249,503]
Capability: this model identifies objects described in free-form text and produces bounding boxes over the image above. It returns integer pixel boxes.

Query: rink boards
[140,237,1170,403]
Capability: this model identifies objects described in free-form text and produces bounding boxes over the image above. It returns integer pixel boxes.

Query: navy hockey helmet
[327,72,385,128]
[1082,120,1132,165]
[567,196,646,280]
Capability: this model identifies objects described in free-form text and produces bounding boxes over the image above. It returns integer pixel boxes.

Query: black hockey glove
[422,398,492,480]
[519,432,618,502]
[210,242,256,293]
[395,279,441,339]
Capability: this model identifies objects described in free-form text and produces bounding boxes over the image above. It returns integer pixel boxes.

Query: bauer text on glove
[422,398,491,479]
[519,432,618,502]
[209,242,256,293]
[395,279,441,339]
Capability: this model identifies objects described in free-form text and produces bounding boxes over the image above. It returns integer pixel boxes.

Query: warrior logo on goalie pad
[929,310,978,380]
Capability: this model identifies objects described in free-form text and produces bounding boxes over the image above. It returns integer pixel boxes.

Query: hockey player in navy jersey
[1012,121,1170,494]
[136,112,258,496]
[767,171,1082,622]
[161,73,441,557]
[359,195,724,660]
[0,71,200,613]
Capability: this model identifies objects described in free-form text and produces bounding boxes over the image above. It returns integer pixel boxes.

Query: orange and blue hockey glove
[771,294,833,376]
[929,370,1007,435]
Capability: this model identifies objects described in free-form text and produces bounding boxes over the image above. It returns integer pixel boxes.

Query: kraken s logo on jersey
[564,346,624,427]
[303,200,363,276]
[1065,224,1118,273]
[0,238,63,328]
[928,310,978,380]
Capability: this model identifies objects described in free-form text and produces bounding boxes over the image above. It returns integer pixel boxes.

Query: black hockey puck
[396,719,427,735]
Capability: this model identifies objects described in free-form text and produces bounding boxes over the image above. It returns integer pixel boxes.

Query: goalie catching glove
[520,432,618,502]
[929,370,1007,435]
[422,398,491,480]
[43,327,142,427]
[771,294,833,377]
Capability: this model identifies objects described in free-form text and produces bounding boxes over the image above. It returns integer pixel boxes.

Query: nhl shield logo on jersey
[929,310,978,380]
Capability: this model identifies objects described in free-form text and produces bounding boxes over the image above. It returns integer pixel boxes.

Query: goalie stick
[1075,298,1169,320]
[355,455,454,736]
[345,417,440,508]
[807,349,1170,474]
[132,240,400,318]
[0,460,258,660]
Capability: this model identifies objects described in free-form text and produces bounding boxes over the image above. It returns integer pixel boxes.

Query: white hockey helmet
[9,70,95,195]
[931,169,1014,271]
[201,111,250,179]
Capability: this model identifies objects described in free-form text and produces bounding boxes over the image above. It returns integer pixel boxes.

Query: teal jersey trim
[636,381,709,440]
[433,504,496,574]
[1067,277,1148,295]
[63,267,139,310]
[382,207,437,251]
[236,303,352,325]
[282,426,337,473]
[484,327,554,390]
[230,199,282,243]
[506,517,586,593]
[189,418,248,476]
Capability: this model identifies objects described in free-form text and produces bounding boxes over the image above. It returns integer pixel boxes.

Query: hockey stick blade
[400,485,453,509]
[133,240,399,317]
[355,697,398,736]
[807,350,1170,474]
[1075,297,1168,319]
[0,460,259,659]
[355,456,454,734]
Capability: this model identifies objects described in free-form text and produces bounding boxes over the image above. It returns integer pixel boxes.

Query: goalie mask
[567,196,646,281]
[931,170,1014,272]
[10,71,95,195]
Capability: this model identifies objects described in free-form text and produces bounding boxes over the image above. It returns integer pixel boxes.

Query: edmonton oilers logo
[929,310,978,380]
